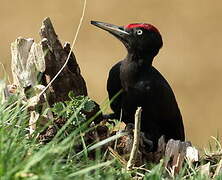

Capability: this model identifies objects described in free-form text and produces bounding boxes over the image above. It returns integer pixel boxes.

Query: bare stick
[127,107,142,170]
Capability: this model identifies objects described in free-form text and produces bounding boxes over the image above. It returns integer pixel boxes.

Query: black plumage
[91,21,185,151]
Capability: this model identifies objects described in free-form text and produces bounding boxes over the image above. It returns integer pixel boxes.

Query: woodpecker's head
[91,21,163,58]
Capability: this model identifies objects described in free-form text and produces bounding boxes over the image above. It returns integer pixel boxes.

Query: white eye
[136,29,143,35]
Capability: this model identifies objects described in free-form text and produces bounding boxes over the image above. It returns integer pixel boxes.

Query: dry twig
[127,107,142,170]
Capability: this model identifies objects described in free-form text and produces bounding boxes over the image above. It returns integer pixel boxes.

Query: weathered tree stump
[40,17,87,105]
[9,17,101,137]
[10,17,87,102]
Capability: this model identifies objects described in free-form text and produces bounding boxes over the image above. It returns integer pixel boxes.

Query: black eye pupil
[137,30,143,35]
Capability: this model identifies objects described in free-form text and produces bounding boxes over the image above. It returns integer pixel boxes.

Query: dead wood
[9,17,102,138]
[40,17,87,105]
[164,140,192,175]
[127,107,142,170]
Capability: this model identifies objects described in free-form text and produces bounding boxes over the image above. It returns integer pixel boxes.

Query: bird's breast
[120,61,139,90]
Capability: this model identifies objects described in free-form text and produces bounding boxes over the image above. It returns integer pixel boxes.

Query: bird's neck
[120,53,153,90]
[126,52,154,68]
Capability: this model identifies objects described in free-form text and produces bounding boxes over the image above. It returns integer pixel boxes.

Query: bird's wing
[151,66,185,141]
[107,61,123,118]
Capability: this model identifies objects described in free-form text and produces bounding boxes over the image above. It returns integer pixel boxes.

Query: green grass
[0,93,130,180]
[0,93,222,180]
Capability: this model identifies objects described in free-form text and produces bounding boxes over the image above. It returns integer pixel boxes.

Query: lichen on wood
[11,38,45,94]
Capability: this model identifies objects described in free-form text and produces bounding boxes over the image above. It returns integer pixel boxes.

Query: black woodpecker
[91,21,185,151]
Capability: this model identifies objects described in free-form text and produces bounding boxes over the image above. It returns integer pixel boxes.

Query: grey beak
[91,21,129,38]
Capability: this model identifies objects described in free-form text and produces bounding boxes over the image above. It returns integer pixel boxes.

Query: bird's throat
[120,54,153,90]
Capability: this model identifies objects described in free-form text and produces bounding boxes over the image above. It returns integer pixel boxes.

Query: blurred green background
[0,0,222,148]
